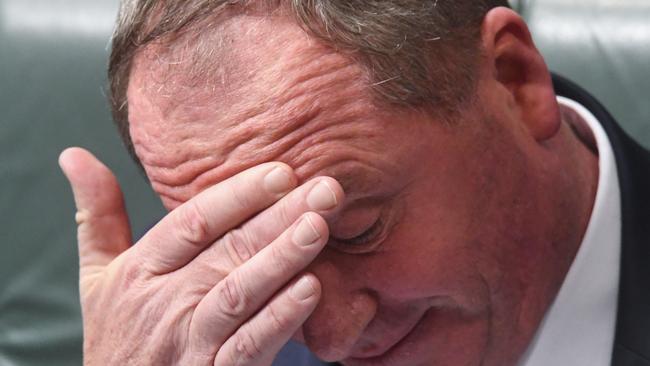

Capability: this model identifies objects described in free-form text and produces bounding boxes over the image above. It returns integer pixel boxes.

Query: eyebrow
[335,172,361,195]
[329,166,383,200]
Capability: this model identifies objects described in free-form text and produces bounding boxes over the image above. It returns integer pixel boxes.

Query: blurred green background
[1,0,648,365]
[0,1,165,365]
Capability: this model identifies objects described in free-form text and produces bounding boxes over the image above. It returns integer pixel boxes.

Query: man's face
[127,15,559,366]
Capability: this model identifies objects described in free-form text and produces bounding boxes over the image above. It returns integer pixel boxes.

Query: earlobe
[481,7,561,142]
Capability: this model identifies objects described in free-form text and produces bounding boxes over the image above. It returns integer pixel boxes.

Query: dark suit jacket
[272,75,650,366]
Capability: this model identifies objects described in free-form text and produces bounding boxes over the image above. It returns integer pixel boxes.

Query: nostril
[351,339,385,358]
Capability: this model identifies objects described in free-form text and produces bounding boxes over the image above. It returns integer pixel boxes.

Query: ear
[480,7,561,142]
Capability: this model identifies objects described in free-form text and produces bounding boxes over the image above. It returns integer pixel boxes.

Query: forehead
[127,14,427,209]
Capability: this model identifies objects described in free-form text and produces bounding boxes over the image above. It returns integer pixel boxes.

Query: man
[59,0,650,365]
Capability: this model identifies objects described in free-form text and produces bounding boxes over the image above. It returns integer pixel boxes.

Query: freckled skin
[127,12,598,366]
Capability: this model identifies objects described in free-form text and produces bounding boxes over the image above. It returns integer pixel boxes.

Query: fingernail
[292,215,320,246]
[264,166,293,194]
[290,276,315,300]
[306,181,337,211]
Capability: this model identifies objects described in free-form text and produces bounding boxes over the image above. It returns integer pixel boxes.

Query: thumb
[59,147,132,278]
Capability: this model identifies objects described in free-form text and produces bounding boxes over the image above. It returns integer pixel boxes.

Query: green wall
[0,1,165,364]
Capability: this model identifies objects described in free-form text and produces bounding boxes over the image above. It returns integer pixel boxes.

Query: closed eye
[332,217,384,247]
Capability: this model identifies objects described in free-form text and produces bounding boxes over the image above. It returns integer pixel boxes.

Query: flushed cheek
[351,241,494,363]
[365,253,491,318]
[370,195,494,313]
[350,219,491,313]
[318,243,492,363]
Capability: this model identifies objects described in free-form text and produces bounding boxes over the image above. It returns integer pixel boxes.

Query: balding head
[109,0,510,166]
[127,14,393,208]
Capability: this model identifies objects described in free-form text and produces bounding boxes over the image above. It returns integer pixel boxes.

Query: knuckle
[275,197,294,227]
[266,303,291,334]
[233,331,263,363]
[216,273,250,319]
[269,243,294,274]
[221,229,255,266]
[114,254,149,291]
[227,182,255,211]
[175,201,211,246]
[122,258,145,286]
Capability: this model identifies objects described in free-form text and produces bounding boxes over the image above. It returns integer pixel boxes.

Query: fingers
[137,162,297,274]
[233,177,343,256]
[194,177,344,270]
[58,147,132,278]
[189,212,328,359]
[213,274,321,366]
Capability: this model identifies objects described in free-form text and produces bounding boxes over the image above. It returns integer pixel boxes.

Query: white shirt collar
[518,96,622,366]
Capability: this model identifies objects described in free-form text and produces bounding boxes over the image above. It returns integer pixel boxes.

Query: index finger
[136,162,297,274]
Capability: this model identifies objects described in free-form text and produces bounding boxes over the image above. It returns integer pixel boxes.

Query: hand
[59,147,343,365]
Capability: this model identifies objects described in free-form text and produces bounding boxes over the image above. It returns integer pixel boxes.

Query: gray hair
[109,0,510,166]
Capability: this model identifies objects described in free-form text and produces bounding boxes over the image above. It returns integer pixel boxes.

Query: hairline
[108,1,510,170]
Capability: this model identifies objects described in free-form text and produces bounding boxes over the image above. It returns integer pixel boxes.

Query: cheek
[356,189,496,314]
[366,234,492,314]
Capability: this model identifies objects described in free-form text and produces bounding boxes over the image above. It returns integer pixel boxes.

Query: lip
[344,308,432,364]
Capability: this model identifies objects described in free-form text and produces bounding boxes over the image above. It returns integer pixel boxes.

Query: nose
[301,262,378,362]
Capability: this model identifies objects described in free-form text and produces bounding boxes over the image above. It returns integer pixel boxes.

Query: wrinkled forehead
[126,14,411,209]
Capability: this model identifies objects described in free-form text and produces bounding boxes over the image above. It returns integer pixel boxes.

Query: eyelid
[329,214,392,255]
[328,193,403,254]
[328,199,382,238]
[332,216,383,246]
